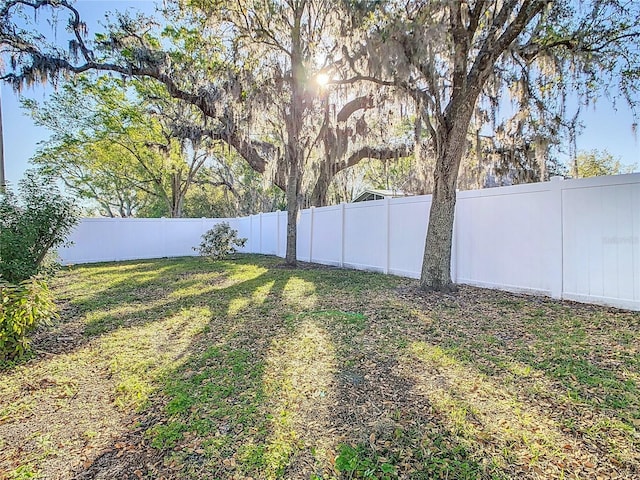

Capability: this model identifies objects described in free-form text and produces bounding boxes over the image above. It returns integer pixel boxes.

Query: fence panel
[343,201,387,272]
[59,219,118,264]
[562,176,640,310]
[296,210,312,262]
[58,173,640,311]
[163,218,206,257]
[260,212,280,255]
[310,205,343,266]
[231,217,252,253]
[388,197,430,279]
[278,211,287,258]
[455,183,556,295]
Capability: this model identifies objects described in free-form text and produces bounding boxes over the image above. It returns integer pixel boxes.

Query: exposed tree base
[418,281,459,294]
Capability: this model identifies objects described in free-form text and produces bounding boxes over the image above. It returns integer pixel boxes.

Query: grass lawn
[1,255,639,479]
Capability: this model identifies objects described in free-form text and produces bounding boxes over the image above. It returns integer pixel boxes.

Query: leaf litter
[0,256,638,479]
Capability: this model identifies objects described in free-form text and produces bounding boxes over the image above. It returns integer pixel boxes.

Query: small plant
[195,222,247,260]
[9,463,39,480]
[335,444,396,479]
[0,277,58,361]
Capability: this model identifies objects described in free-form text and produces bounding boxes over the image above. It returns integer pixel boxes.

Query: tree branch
[344,144,413,169]
[336,95,374,123]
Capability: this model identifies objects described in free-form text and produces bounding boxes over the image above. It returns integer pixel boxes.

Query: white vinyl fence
[58,173,640,311]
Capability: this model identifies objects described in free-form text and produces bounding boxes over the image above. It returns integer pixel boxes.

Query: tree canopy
[574,149,637,178]
[24,75,223,217]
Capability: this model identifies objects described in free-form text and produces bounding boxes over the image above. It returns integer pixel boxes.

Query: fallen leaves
[1,256,639,479]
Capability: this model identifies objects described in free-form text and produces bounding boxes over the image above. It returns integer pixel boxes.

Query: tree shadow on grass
[67,257,330,479]
[29,256,279,357]
[2,255,303,479]
[69,260,514,480]
[11,256,638,479]
[369,287,640,479]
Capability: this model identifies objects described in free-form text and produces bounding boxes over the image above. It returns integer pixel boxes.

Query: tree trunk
[420,113,473,291]
[309,167,330,207]
[285,160,300,265]
[420,153,458,291]
[534,137,548,181]
[170,194,183,218]
[284,9,304,266]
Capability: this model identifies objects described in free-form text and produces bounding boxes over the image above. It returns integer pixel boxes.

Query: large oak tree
[341,0,639,290]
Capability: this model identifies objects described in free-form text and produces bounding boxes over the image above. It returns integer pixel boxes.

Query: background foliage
[0,277,57,361]
[0,172,77,361]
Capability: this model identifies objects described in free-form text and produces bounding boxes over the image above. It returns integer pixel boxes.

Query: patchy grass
[1,255,639,479]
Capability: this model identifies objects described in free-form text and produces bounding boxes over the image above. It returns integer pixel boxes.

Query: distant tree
[24,76,217,217]
[574,149,636,178]
[184,153,286,218]
[33,137,150,218]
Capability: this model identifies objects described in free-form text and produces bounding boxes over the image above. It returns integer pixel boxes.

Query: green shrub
[0,171,79,284]
[195,222,247,260]
[0,278,58,361]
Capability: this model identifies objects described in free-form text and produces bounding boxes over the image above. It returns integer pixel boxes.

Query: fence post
[309,206,315,263]
[276,211,281,257]
[549,176,564,299]
[259,212,263,254]
[340,203,346,268]
[161,217,167,259]
[451,196,458,283]
[384,198,390,274]
[114,218,120,262]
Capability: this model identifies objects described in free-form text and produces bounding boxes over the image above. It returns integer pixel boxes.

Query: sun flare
[315,72,330,87]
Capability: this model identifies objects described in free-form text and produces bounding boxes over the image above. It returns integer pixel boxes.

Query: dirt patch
[0,346,129,479]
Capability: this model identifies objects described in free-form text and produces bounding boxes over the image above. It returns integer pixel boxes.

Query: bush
[195,222,247,260]
[0,171,79,283]
[0,278,58,361]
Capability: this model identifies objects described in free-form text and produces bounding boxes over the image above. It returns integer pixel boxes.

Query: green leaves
[0,171,75,362]
[335,443,397,479]
[195,222,247,260]
[574,149,636,178]
[25,75,215,217]
[0,277,58,362]
[0,171,79,284]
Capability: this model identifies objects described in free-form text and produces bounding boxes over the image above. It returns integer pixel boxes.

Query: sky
[1,0,639,186]
[2,0,158,185]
